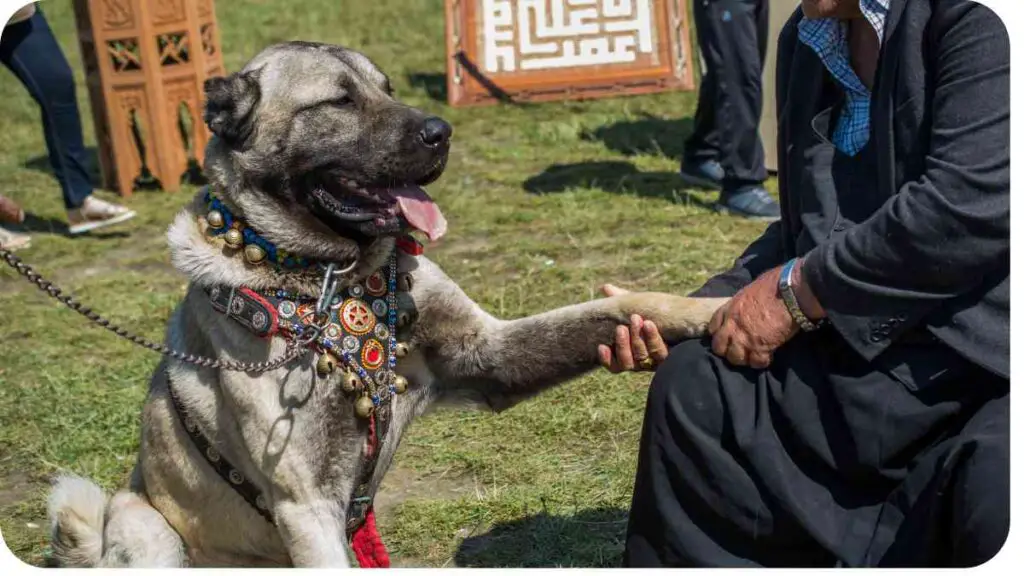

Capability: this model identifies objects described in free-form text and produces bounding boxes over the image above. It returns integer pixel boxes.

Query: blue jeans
[1,8,93,209]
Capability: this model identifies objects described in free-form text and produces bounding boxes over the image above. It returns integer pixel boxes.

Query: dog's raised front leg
[407,258,727,409]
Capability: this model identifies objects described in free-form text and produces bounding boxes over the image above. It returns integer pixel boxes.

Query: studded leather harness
[166,190,425,545]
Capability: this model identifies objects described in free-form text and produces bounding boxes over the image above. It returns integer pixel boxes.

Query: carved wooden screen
[72,0,225,196]
[445,0,695,106]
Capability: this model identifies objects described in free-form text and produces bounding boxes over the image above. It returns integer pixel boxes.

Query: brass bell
[397,311,410,328]
[316,352,339,377]
[244,244,267,265]
[224,228,244,249]
[341,370,360,393]
[206,210,225,229]
[393,375,408,394]
[354,395,374,418]
[394,342,410,358]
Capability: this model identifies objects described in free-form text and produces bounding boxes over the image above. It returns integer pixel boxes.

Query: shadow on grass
[522,161,717,211]
[24,149,102,181]
[581,113,695,160]
[407,72,447,102]
[455,507,630,567]
[13,212,129,240]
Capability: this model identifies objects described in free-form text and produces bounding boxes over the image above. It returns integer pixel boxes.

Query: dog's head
[202,42,450,248]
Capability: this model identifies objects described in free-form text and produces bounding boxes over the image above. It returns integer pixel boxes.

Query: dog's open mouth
[309,179,448,242]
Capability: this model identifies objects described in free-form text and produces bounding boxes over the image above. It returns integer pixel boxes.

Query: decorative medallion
[361,339,385,370]
[324,323,343,340]
[365,272,387,296]
[374,324,390,340]
[251,311,268,331]
[349,284,365,298]
[278,300,296,318]
[340,299,375,335]
[330,294,345,309]
[297,303,315,324]
[371,299,388,318]
[342,335,360,352]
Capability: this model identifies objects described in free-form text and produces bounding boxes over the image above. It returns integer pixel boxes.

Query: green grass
[0,0,772,567]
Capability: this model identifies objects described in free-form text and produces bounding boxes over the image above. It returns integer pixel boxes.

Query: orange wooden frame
[445,0,696,107]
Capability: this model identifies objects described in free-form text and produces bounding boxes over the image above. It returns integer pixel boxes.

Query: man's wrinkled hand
[596,284,670,373]
[708,266,798,369]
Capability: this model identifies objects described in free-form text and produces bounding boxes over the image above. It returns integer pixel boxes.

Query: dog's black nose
[419,117,452,147]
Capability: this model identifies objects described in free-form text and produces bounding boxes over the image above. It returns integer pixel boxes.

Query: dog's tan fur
[47,42,727,567]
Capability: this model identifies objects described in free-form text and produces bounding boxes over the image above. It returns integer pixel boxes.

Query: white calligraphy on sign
[482,0,655,73]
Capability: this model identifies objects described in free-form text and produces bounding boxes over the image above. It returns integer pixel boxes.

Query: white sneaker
[0,226,31,251]
[67,196,136,235]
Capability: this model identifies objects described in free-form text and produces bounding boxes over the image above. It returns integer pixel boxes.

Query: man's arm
[690,220,786,297]
[801,3,1009,361]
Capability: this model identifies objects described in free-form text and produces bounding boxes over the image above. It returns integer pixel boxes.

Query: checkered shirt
[797,0,890,156]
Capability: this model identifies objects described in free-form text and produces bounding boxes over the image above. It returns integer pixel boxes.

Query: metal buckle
[316,260,358,316]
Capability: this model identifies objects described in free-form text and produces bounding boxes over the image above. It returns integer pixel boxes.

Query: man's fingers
[725,339,748,367]
[597,344,622,373]
[629,315,650,365]
[601,284,630,297]
[711,327,730,358]
[709,303,727,334]
[748,350,772,370]
[643,320,669,364]
[614,325,634,371]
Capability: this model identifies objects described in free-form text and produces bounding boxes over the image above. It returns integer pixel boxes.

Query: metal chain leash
[1,247,309,373]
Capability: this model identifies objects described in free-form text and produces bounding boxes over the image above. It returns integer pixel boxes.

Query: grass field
[0,0,773,567]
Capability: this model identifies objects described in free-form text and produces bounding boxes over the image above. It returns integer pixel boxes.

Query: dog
[46,42,727,567]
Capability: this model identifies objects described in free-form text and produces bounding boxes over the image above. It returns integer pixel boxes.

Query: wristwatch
[779,258,822,332]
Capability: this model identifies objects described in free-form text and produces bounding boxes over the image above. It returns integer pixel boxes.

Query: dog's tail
[48,474,108,567]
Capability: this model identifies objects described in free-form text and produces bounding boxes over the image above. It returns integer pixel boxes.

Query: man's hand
[596,284,670,373]
[708,259,824,369]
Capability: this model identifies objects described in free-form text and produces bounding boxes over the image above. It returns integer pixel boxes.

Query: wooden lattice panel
[72,0,225,196]
[446,0,695,106]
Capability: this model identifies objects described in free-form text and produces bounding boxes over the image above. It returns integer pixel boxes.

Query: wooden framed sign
[445,0,696,107]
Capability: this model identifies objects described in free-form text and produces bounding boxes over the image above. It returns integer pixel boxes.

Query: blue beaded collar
[202,188,314,270]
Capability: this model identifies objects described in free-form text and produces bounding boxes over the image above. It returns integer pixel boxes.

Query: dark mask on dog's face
[203,42,451,241]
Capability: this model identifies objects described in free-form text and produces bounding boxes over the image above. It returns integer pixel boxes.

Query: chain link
[1,247,309,373]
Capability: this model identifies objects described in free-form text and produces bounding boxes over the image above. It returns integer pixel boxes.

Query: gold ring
[638,357,654,370]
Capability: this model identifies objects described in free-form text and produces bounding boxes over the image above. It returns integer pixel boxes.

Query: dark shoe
[716,186,781,220]
[678,159,724,190]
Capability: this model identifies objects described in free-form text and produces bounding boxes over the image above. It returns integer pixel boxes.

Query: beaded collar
[201,188,315,270]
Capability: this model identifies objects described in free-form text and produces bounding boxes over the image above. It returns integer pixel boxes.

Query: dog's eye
[329,96,354,108]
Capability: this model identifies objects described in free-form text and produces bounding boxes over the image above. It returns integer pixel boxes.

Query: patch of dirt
[374,466,478,567]
[0,470,38,510]
[374,466,477,518]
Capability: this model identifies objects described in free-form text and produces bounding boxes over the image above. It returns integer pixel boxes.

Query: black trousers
[685,0,769,190]
[623,330,1009,567]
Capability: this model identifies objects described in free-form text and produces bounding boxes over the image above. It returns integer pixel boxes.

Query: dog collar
[201,187,425,271]
[201,187,316,270]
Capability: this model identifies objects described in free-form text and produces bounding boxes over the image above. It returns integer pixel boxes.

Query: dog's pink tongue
[390,185,447,241]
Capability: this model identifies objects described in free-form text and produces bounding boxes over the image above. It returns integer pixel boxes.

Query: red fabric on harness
[238,287,279,336]
[351,507,389,568]
[350,413,388,567]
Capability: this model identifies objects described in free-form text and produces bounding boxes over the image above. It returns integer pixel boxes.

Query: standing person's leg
[690,0,777,219]
[0,8,134,234]
[680,0,725,189]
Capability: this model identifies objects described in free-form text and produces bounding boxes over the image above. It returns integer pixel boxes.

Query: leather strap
[167,373,276,525]
[208,285,279,337]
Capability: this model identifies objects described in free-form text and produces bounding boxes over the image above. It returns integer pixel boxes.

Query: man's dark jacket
[694,0,1009,379]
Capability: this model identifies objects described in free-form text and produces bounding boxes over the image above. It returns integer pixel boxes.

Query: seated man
[598,0,1009,567]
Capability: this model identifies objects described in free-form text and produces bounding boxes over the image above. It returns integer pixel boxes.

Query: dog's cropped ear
[203,71,260,149]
